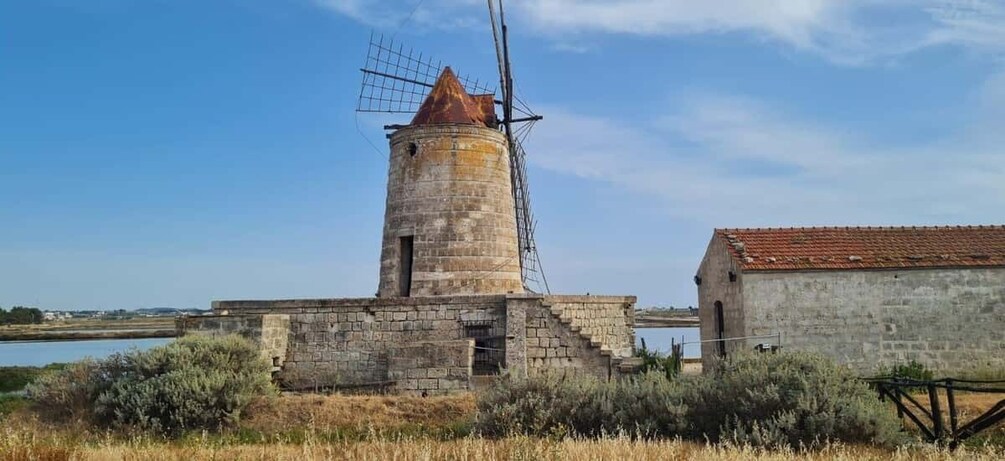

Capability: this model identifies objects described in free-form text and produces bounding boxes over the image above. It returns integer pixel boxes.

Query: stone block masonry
[184,293,638,393]
[215,296,506,390]
[544,296,636,357]
[379,124,523,297]
[741,268,1005,374]
[523,301,614,379]
[388,340,474,395]
[176,313,290,367]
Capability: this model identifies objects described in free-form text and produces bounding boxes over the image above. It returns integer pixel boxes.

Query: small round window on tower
[407,142,418,157]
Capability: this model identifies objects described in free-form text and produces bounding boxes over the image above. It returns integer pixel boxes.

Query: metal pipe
[680,333,781,346]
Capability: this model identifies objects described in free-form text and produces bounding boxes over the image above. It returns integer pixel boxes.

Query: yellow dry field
[3,435,1004,461]
[2,392,1002,461]
[913,391,1003,418]
[241,393,476,433]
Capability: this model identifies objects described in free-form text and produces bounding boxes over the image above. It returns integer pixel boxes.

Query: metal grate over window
[463,323,504,376]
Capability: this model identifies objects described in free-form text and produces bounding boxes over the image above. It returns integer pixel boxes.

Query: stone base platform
[177,293,637,395]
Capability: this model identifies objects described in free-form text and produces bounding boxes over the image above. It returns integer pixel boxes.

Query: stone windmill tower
[377,68,523,297]
[358,7,550,297]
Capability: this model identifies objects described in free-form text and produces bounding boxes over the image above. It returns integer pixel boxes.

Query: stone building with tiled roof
[694,226,1005,374]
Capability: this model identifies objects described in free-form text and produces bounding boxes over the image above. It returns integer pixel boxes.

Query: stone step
[545,305,616,364]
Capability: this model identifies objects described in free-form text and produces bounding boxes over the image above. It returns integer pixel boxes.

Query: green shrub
[0,364,66,393]
[476,371,689,439]
[24,359,114,422]
[0,394,28,419]
[885,360,935,382]
[475,373,582,437]
[476,352,907,449]
[694,352,907,448]
[27,335,274,435]
[635,338,679,380]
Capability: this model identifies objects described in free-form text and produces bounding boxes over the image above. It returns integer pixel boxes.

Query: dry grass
[3,392,1003,460]
[909,391,1005,443]
[913,391,1003,417]
[240,393,475,436]
[2,432,1004,461]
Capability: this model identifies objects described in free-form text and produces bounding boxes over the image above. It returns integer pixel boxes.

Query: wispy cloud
[524,78,1005,227]
[318,0,1005,65]
[314,0,484,31]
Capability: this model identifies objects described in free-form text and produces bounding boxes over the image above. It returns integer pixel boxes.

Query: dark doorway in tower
[398,236,414,297]
[464,323,504,375]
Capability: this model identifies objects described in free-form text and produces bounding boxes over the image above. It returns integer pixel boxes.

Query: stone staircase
[544,303,643,375]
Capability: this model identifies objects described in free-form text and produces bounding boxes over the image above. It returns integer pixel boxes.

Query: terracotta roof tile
[411,67,495,127]
[715,226,1005,271]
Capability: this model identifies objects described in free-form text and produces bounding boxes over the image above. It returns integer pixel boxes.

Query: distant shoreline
[0,329,177,342]
[633,316,700,328]
[0,317,177,342]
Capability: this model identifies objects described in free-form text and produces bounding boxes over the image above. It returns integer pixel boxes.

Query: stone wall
[192,292,639,392]
[388,340,474,395]
[379,124,523,297]
[696,236,747,364]
[742,267,1005,374]
[523,302,615,379]
[544,295,636,357]
[212,296,506,389]
[176,314,290,366]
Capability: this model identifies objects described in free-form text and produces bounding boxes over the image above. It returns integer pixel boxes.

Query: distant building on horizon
[694,225,1005,374]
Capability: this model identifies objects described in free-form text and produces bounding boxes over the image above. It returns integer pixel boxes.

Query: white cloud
[318,0,1005,65]
[523,82,1005,227]
[925,0,1005,51]
[314,0,483,31]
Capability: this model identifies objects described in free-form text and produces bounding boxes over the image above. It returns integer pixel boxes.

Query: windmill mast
[486,0,550,293]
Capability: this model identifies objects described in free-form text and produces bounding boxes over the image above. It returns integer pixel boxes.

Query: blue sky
[2,0,1003,310]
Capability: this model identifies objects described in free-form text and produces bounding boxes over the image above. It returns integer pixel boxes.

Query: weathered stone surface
[177,314,289,366]
[388,340,473,396]
[378,124,523,297]
[697,234,1005,374]
[189,293,637,392]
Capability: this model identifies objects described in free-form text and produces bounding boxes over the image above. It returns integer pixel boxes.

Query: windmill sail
[357,33,495,114]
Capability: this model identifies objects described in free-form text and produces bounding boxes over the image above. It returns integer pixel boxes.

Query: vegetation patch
[0,364,65,393]
[0,430,1003,461]
[478,352,907,448]
[0,306,43,325]
[0,394,27,419]
[26,335,273,436]
[634,338,679,380]
[238,393,475,441]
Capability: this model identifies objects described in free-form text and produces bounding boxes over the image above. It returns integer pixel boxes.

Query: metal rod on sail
[499,0,515,134]
[486,1,507,105]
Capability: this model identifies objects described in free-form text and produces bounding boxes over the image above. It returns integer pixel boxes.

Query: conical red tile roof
[411,67,494,127]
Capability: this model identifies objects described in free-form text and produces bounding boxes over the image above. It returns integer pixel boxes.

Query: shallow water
[0,338,172,366]
[0,328,702,367]
[635,327,700,358]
